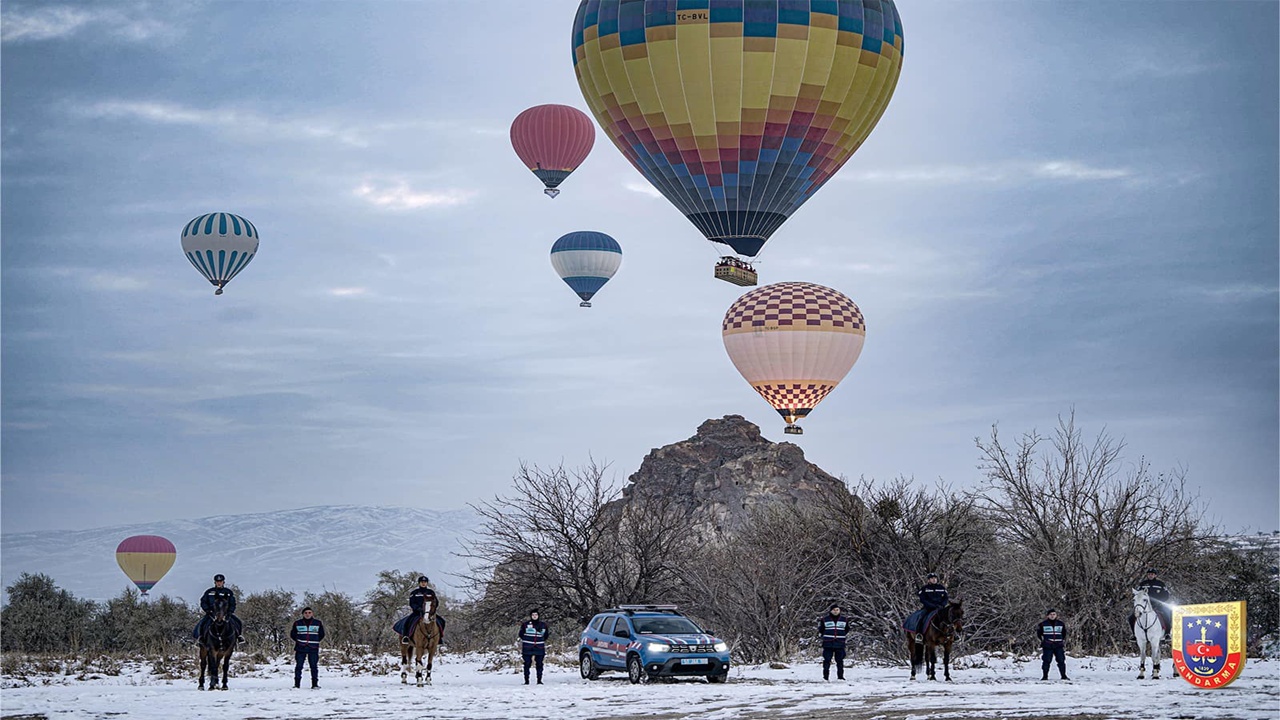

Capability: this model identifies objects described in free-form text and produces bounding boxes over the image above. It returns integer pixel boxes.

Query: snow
[2,652,1277,719]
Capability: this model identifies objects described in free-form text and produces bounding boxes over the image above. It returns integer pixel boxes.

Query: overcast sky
[2,1,1276,537]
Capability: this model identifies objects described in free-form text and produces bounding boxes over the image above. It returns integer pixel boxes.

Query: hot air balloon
[115,535,177,597]
[511,104,596,198]
[722,281,865,434]
[572,1,904,284]
[181,212,260,295]
[550,231,622,307]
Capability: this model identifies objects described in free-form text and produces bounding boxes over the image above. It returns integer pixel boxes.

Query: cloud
[838,160,1140,186]
[1189,283,1279,302]
[1033,161,1132,181]
[72,100,371,147]
[86,274,148,292]
[1,4,172,44]
[327,287,368,297]
[623,180,663,199]
[352,179,476,210]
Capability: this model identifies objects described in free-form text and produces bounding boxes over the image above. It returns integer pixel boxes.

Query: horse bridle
[1134,592,1161,634]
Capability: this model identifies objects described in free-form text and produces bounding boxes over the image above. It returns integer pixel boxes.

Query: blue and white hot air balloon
[549,231,621,308]
[181,212,259,295]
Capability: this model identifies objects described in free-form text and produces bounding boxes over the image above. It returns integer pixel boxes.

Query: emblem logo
[1171,601,1247,688]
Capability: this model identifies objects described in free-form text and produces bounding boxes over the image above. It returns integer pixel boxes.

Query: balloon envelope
[550,231,622,307]
[511,104,596,197]
[181,212,260,295]
[115,535,176,596]
[722,282,865,429]
[572,1,904,256]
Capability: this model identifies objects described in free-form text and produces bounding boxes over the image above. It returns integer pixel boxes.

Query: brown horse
[198,598,235,690]
[906,600,964,681]
[400,611,441,686]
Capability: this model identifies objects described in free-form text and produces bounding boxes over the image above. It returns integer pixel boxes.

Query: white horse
[1133,588,1163,679]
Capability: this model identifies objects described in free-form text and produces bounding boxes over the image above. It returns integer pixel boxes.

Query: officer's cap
[926,572,938,579]
[1046,608,1057,614]
[213,574,225,582]
[829,603,841,611]
[417,575,429,583]
[1144,568,1157,574]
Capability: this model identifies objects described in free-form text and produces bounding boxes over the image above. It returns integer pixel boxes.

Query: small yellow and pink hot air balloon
[115,535,176,597]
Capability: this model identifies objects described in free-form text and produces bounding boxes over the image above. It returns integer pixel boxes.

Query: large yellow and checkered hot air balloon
[572,1,904,284]
[722,282,865,434]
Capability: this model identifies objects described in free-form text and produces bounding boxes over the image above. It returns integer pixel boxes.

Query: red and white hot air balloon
[722,282,866,435]
[510,104,595,198]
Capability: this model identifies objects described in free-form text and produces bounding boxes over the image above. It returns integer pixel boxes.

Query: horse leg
[943,640,952,682]
[415,643,425,687]
[198,650,207,690]
[400,644,409,684]
[926,644,936,681]
[1152,637,1161,680]
[907,635,918,680]
[425,642,435,685]
[220,652,230,690]
[1136,640,1147,679]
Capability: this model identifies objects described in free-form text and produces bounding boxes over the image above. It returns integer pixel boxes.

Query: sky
[2,1,1276,537]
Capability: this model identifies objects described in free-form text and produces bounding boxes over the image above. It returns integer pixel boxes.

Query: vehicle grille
[668,644,715,653]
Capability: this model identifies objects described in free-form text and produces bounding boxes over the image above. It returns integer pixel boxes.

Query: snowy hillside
[0,505,479,602]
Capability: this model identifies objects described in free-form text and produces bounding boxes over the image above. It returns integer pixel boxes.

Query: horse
[906,600,964,681]
[198,597,236,690]
[400,610,441,687]
[1133,588,1163,680]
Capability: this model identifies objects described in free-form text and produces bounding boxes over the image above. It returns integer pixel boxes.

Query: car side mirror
[614,628,631,639]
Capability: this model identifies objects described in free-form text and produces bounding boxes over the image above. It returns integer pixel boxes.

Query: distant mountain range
[0,505,478,603]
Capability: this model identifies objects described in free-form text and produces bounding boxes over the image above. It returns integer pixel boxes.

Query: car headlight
[714,642,728,652]
[646,643,670,653]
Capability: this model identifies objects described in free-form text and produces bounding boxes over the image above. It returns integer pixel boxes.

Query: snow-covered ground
[2,651,1277,719]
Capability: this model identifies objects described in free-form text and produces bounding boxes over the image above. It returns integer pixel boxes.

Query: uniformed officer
[1036,608,1068,681]
[818,603,849,680]
[518,609,549,685]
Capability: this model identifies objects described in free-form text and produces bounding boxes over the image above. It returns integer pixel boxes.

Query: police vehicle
[578,605,731,684]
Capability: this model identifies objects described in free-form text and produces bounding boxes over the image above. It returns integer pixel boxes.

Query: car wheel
[707,672,728,684]
[627,655,647,684]
[579,651,599,680]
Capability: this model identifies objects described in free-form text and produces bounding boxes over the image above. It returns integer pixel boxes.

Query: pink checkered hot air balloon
[115,535,176,596]
[510,104,595,198]
[722,282,866,435]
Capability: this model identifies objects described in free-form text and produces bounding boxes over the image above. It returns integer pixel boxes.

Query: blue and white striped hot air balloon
[181,212,259,296]
[549,231,622,308]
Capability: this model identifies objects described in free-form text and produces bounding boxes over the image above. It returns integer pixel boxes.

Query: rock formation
[619,415,850,542]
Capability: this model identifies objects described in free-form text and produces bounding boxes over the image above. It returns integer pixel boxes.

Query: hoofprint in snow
[2,652,1277,720]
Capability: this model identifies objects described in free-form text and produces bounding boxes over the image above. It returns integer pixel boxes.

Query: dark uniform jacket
[291,617,326,652]
[519,619,549,656]
[919,583,949,611]
[1036,619,1066,648]
[818,613,849,649]
[409,587,438,615]
[200,586,237,614]
[1137,578,1171,603]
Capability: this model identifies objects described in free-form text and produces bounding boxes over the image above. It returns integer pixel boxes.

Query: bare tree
[680,504,843,663]
[461,460,694,626]
[975,411,1213,651]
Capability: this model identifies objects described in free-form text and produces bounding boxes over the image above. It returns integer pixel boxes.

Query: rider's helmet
[213,574,226,583]
[1144,568,1158,575]
[926,572,938,581]
[417,575,429,583]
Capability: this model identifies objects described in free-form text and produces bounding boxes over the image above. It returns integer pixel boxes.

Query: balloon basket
[544,188,561,199]
[714,258,757,286]
[579,301,592,308]
[214,287,224,296]
[783,424,803,435]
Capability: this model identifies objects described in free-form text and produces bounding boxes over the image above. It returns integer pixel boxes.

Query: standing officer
[1036,608,1068,681]
[818,603,849,680]
[518,609,549,685]
[290,607,326,689]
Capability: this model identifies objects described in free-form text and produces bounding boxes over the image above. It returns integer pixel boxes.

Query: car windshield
[632,616,703,635]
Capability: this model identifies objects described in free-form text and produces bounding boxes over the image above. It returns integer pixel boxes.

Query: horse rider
[398,576,447,645]
[193,574,244,644]
[906,572,949,642]
[818,603,849,681]
[518,609,549,685]
[1134,567,1173,639]
[1036,608,1069,681]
